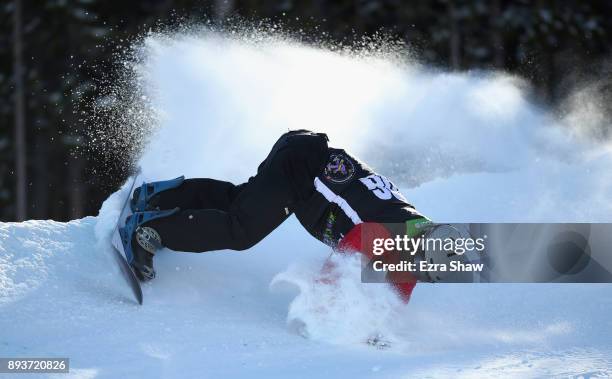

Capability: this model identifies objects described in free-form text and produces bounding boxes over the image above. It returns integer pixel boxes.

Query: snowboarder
[122,129,432,302]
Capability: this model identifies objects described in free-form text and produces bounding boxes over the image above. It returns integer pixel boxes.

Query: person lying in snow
[121,129,435,302]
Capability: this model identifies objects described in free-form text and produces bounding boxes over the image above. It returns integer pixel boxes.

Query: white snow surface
[1,32,612,378]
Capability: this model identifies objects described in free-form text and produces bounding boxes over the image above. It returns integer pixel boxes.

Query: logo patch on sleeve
[324,153,355,183]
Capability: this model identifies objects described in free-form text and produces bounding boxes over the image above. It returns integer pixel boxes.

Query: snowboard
[110,167,144,305]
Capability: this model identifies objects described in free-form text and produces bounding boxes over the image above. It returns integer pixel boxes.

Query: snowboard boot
[130,176,185,212]
[119,208,179,281]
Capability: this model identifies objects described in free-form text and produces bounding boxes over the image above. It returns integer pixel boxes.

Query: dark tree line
[1,0,611,222]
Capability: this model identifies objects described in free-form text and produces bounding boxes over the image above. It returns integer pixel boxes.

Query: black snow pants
[146,130,330,252]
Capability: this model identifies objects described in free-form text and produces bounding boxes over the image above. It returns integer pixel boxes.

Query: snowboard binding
[119,208,179,281]
[130,176,185,212]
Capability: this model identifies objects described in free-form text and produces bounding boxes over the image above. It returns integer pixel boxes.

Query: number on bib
[359,174,407,201]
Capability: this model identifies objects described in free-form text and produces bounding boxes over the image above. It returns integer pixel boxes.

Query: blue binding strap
[131,176,185,212]
[119,208,179,264]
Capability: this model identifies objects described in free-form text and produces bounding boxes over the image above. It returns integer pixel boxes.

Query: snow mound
[1,217,610,377]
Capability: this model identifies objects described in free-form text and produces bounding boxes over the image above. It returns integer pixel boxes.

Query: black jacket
[267,130,423,247]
